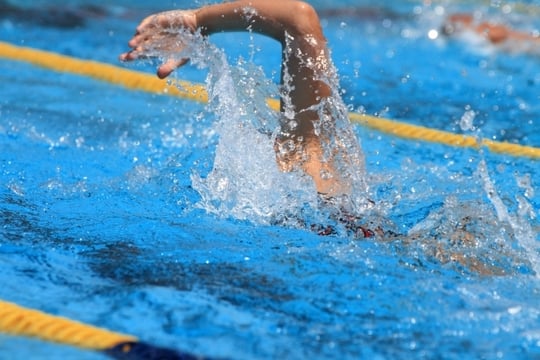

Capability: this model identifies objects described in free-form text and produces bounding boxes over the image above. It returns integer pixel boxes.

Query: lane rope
[0,299,207,359]
[0,40,539,159]
[0,41,208,104]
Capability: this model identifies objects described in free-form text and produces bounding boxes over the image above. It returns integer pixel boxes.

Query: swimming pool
[1,0,539,359]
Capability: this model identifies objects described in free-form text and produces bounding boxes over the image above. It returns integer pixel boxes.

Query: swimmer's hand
[119,10,197,79]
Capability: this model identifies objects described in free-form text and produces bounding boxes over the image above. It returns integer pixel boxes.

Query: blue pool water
[1,1,540,359]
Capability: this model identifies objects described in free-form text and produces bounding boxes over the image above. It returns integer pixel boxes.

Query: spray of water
[459,103,540,276]
[476,159,540,276]
[161,29,370,228]
[401,105,539,276]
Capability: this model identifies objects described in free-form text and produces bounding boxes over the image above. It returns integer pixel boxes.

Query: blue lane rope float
[0,299,210,360]
[0,41,539,159]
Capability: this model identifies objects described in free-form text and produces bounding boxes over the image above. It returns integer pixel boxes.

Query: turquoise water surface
[1,1,539,359]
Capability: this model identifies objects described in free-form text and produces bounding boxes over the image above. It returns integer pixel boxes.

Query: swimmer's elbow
[286,1,323,37]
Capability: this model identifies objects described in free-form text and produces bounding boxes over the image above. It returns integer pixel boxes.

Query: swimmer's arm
[120,1,327,78]
[195,0,324,43]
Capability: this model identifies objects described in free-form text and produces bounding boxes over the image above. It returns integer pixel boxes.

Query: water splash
[163,30,369,227]
[459,108,476,132]
[476,159,540,276]
[406,195,528,275]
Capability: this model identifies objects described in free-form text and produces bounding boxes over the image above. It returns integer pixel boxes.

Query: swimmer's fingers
[127,10,197,53]
[119,50,141,62]
[119,48,161,62]
[157,58,189,79]
[119,33,158,62]
[119,10,197,75]
[119,51,189,79]
[119,33,188,63]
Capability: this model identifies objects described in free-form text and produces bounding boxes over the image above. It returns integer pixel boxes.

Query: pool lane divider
[0,299,210,359]
[1,40,539,161]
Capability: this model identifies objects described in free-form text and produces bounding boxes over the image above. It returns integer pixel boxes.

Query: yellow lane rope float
[0,299,207,359]
[1,41,539,159]
[0,300,135,350]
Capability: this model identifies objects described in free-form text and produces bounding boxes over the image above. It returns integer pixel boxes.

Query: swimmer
[442,13,540,54]
[119,0,354,198]
[118,2,528,269]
